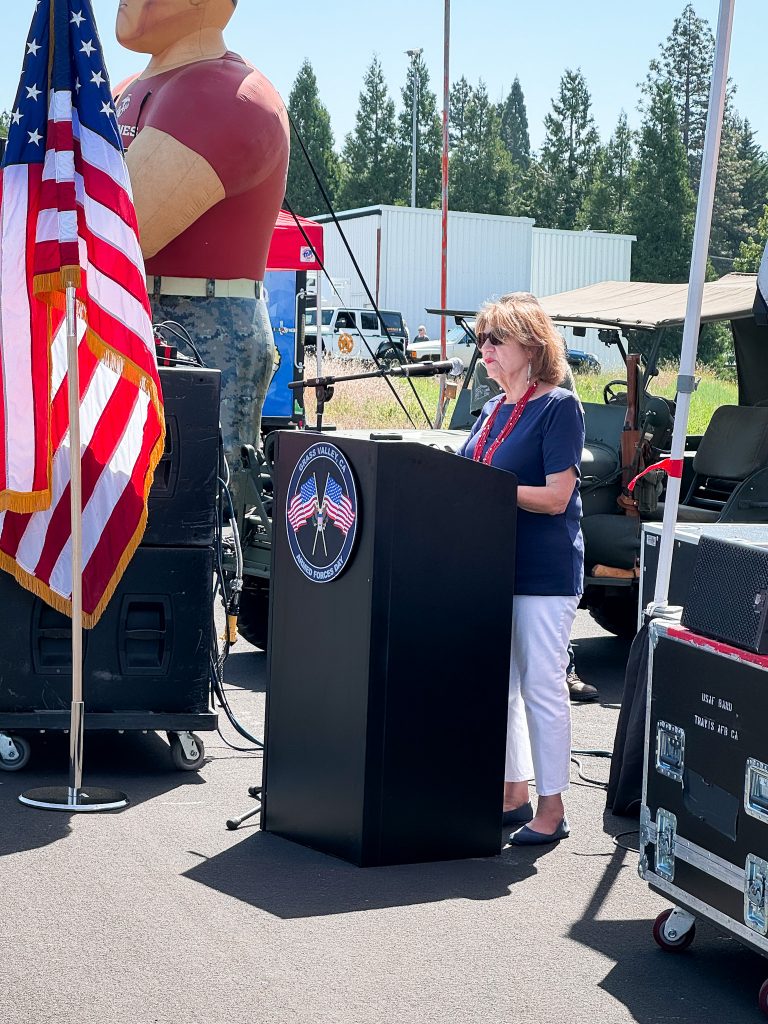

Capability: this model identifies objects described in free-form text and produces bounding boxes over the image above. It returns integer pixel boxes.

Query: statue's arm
[125,126,225,259]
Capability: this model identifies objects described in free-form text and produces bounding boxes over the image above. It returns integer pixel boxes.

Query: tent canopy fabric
[538,274,758,331]
[267,210,324,271]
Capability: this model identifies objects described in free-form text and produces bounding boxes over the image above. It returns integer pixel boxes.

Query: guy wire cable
[286,114,435,428]
[282,196,430,429]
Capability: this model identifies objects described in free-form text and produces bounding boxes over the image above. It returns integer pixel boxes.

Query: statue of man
[115,0,290,519]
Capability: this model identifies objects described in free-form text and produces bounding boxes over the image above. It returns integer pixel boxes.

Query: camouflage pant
[150,294,275,521]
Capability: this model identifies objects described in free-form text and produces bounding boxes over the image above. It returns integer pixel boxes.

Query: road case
[640,615,768,1014]
[639,523,768,629]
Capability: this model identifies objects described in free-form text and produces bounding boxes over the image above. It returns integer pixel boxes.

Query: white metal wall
[314,209,635,370]
[379,207,534,341]
[532,228,635,372]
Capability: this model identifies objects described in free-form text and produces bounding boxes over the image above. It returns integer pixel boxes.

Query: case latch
[745,854,768,934]
[655,808,677,881]
[745,758,768,824]
[655,721,685,784]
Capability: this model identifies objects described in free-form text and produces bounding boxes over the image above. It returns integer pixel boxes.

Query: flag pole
[20,286,127,812]
[435,0,450,427]
[650,0,735,612]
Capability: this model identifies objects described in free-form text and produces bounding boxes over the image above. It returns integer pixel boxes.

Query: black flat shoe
[508,818,570,846]
[501,802,534,827]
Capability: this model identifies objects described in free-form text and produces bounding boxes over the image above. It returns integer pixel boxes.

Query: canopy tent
[267,210,324,272]
[538,274,758,331]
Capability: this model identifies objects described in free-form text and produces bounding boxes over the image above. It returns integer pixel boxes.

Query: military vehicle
[233,273,768,645]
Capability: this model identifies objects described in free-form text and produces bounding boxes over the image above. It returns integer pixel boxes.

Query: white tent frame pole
[66,283,85,801]
[652,0,735,608]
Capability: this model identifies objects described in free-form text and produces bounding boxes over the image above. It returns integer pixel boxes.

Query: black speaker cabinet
[682,535,768,654]
[0,546,215,731]
[145,366,220,547]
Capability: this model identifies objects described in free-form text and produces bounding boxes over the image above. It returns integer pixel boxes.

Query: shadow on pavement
[569,830,768,1022]
[572,633,632,707]
[184,829,551,918]
[0,729,206,858]
[222,646,267,693]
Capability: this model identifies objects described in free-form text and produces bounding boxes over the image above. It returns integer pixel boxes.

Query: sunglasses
[476,331,506,348]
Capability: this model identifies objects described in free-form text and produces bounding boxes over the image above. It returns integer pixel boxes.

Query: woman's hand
[517,467,577,515]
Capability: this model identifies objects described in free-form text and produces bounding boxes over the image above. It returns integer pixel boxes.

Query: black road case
[640,616,768,1012]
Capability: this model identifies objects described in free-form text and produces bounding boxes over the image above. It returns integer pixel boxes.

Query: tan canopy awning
[538,274,758,330]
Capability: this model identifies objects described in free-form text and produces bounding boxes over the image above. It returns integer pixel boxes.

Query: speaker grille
[682,536,768,653]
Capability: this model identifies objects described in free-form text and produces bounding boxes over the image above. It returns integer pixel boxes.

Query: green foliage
[499,77,530,170]
[578,112,633,231]
[533,68,599,229]
[645,2,716,192]
[338,57,399,210]
[734,204,768,272]
[394,54,442,208]
[0,111,10,141]
[628,84,695,283]
[449,81,518,216]
[449,77,473,148]
[286,61,340,217]
[736,118,768,241]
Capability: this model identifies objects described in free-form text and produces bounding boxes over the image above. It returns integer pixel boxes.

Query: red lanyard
[472,382,538,466]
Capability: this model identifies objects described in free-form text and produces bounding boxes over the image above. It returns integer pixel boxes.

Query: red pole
[440,0,450,362]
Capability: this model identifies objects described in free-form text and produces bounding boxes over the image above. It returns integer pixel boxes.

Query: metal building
[314,205,635,371]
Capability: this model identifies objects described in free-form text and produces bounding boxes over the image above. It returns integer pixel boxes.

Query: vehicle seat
[654,405,768,523]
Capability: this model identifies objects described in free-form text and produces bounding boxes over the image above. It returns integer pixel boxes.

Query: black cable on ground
[284,122,434,429]
[282,196,430,430]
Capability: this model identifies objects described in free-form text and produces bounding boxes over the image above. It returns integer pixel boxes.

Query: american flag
[0,0,164,627]
[288,476,318,532]
[323,475,355,536]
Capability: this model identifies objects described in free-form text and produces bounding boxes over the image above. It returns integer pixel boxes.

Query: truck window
[380,312,403,335]
[335,311,356,329]
[360,312,378,331]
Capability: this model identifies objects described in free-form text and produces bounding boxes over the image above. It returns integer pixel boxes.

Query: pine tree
[710,112,748,267]
[0,111,9,140]
[449,81,517,215]
[628,83,695,282]
[733,204,768,273]
[645,2,716,192]
[578,112,633,231]
[449,77,473,148]
[532,68,599,229]
[337,57,399,209]
[736,119,768,240]
[394,53,442,208]
[499,77,530,170]
[285,61,340,216]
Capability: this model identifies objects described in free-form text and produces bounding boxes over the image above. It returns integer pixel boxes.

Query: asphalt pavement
[1,609,766,1024]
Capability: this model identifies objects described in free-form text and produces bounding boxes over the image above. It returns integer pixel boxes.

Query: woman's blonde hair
[475,292,568,386]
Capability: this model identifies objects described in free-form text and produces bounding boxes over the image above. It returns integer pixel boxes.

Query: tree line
[286,3,768,292]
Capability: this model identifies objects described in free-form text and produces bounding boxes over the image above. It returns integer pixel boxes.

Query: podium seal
[285,442,358,582]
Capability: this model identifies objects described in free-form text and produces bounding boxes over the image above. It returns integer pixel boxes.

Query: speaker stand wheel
[0,733,31,771]
[168,731,206,771]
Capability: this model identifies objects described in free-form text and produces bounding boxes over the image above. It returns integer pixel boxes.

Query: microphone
[390,358,464,378]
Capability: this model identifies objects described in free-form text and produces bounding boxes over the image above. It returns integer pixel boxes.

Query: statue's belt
[147,276,264,300]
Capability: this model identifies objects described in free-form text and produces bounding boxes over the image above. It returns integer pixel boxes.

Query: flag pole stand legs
[20,286,127,813]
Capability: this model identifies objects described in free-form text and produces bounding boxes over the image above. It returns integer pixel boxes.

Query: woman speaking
[457,293,584,847]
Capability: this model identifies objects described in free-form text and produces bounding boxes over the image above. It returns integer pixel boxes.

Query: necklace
[472,381,538,466]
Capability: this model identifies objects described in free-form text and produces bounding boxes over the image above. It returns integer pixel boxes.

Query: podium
[262,432,517,866]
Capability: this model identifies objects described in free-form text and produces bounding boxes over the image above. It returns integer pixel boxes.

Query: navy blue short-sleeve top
[457,387,585,596]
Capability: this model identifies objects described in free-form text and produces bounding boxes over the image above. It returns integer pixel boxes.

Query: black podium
[262,432,517,866]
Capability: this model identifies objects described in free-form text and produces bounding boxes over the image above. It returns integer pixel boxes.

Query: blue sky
[1,1,765,151]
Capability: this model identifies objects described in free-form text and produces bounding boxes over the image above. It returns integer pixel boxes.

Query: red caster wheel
[652,908,696,952]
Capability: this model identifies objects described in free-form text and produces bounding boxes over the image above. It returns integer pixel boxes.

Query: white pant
[505,595,579,796]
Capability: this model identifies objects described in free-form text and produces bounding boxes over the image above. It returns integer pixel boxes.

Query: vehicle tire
[758,978,768,1017]
[237,580,270,650]
[169,733,206,771]
[585,591,638,640]
[0,735,31,771]
[652,909,696,952]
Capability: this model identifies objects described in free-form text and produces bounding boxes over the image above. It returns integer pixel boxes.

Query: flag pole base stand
[18,786,128,813]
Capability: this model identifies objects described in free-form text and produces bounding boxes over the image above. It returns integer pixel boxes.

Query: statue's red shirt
[115,52,289,281]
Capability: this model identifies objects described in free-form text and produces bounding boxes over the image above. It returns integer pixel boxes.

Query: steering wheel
[603,380,628,404]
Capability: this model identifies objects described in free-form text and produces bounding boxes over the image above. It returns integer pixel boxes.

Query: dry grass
[301,357,739,436]
[301,357,456,430]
